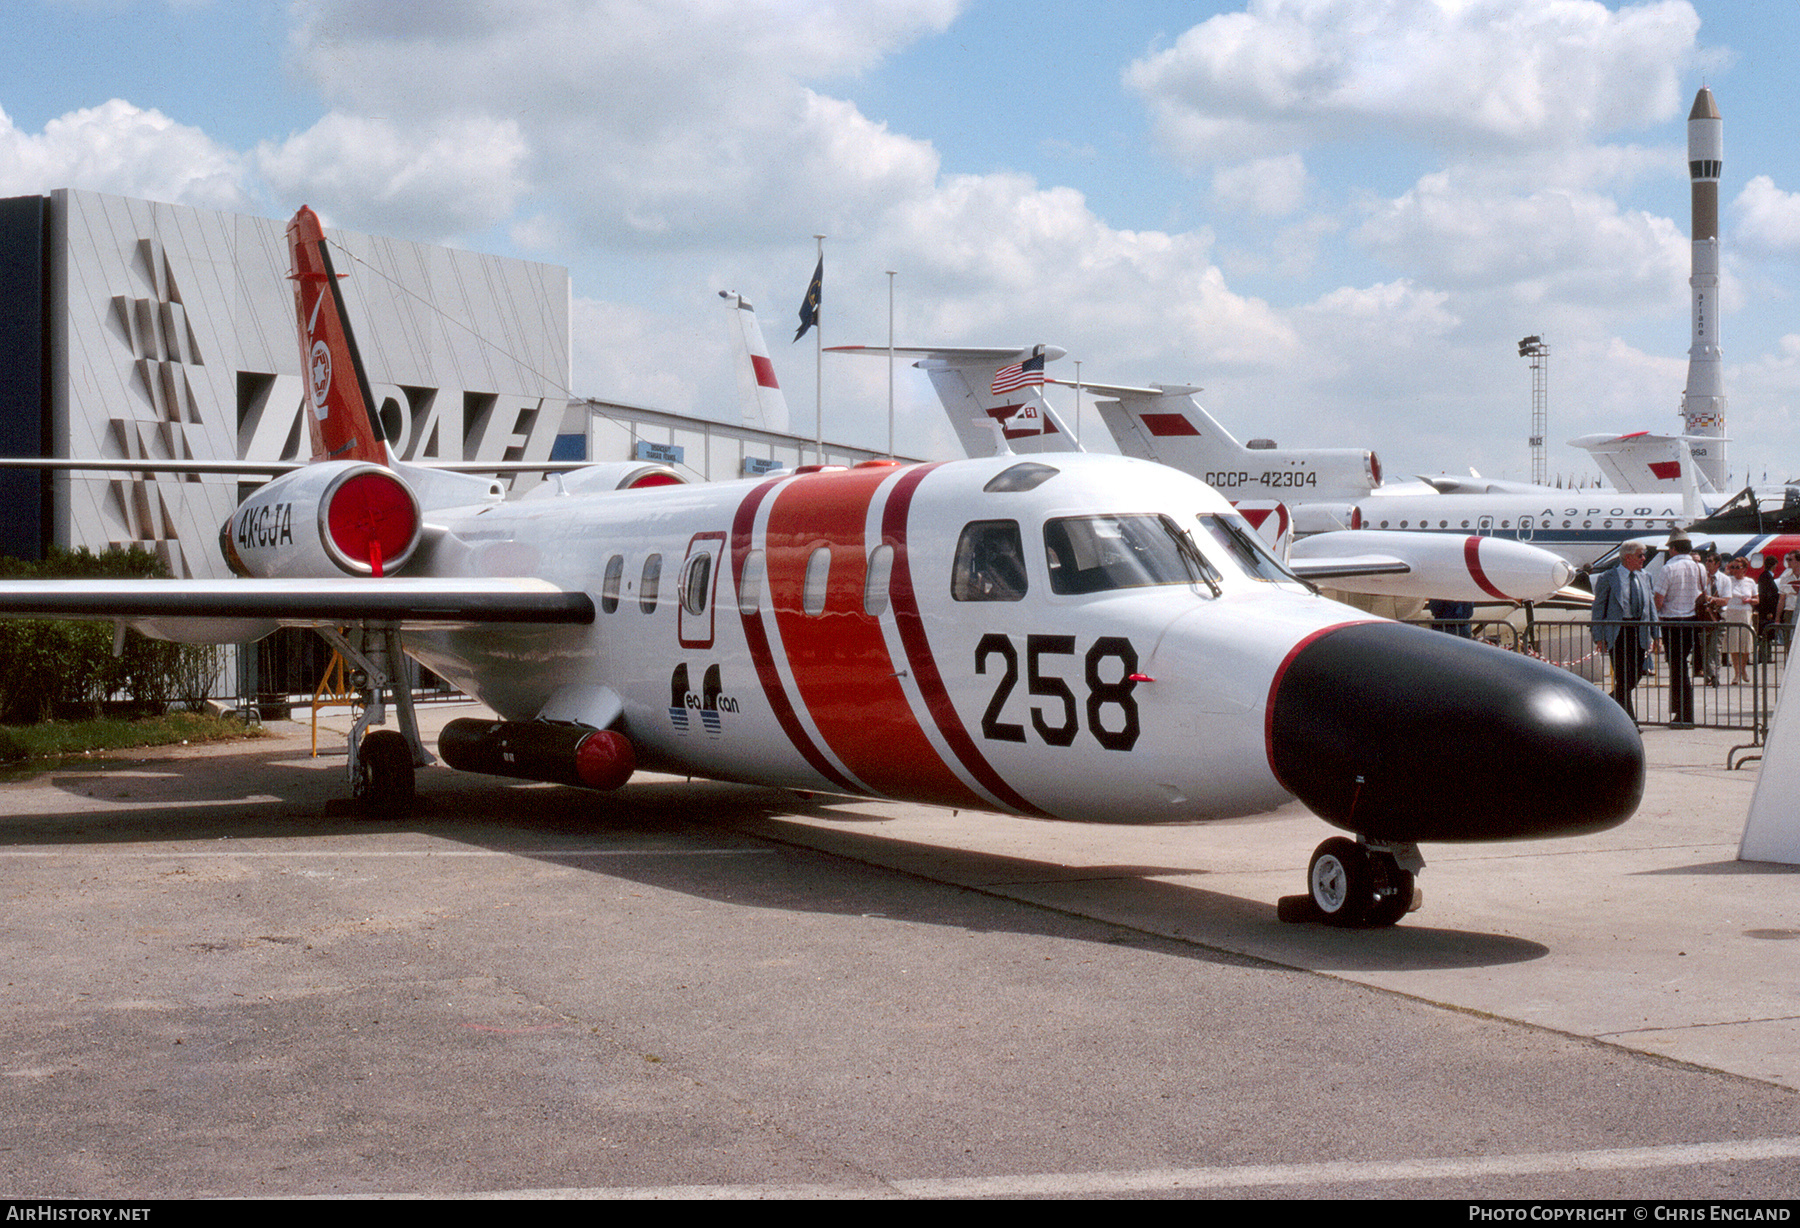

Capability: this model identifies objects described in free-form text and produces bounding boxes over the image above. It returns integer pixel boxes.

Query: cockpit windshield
[1043,514,1220,595]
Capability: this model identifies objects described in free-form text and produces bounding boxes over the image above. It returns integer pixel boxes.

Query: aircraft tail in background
[1569,432,1723,496]
[828,344,1077,457]
[720,291,790,435]
[1088,382,1380,504]
[285,206,389,467]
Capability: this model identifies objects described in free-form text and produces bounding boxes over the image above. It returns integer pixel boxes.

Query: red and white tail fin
[721,291,790,434]
[1569,431,1722,496]
[286,206,390,467]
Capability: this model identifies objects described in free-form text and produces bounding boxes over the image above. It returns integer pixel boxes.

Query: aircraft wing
[1287,556,1414,582]
[0,578,594,644]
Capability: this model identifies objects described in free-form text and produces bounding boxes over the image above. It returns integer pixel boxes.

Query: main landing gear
[1278,837,1422,927]
[318,624,430,820]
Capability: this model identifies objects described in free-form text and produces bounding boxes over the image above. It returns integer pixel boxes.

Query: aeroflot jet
[0,208,1645,928]
[1080,377,1709,567]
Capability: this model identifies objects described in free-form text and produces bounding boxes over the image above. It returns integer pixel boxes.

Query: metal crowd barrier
[1408,616,1789,767]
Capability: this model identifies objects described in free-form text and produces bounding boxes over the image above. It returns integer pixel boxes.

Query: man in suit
[1591,542,1659,719]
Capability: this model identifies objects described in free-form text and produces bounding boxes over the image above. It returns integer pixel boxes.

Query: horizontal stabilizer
[1569,432,1726,496]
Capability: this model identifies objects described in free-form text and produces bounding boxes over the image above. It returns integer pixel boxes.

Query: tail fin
[1092,383,1379,500]
[721,291,791,434]
[1569,431,1722,496]
[286,206,390,467]
[826,344,1075,457]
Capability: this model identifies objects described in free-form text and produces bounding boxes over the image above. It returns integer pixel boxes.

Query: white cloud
[1127,0,1701,166]
[256,111,529,243]
[1357,167,1687,312]
[274,0,960,248]
[0,100,249,211]
[571,296,724,416]
[1212,154,1309,215]
[1733,175,1800,259]
[870,171,1295,373]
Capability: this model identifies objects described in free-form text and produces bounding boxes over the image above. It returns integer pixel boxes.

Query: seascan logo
[668,663,737,736]
[310,339,332,415]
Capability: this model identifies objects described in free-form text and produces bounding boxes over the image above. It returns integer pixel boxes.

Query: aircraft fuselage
[387,453,1641,843]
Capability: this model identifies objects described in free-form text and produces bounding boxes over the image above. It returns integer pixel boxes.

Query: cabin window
[864,543,894,616]
[681,551,712,617]
[639,554,661,613]
[738,550,765,615]
[953,520,1028,602]
[600,554,623,614]
[1042,514,1212,595]
[803,546,831,615]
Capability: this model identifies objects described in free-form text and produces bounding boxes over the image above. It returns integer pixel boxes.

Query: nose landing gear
[1278,837,1422,927]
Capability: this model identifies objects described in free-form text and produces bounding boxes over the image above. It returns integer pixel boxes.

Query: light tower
[1519,335,1548,485]
[1682,86,1727,489]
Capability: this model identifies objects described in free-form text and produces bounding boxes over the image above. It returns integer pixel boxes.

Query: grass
[0,710,265,764]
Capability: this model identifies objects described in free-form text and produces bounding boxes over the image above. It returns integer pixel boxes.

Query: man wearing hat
[1655,533,1706,728]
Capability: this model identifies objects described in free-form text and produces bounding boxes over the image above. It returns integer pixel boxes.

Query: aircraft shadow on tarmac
[0,749,1551,973]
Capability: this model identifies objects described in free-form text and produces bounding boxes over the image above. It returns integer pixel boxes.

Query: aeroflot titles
[1367,507,1681,530]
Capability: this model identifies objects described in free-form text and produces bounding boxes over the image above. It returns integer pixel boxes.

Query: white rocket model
[1683,86,1727,490]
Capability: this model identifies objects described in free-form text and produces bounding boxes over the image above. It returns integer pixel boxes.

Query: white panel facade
[46,190,571,577]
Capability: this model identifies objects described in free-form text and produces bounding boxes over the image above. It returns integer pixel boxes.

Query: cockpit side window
[1043,514,1218,595]
[952,520,1028,602]
[1193,514,1300,583]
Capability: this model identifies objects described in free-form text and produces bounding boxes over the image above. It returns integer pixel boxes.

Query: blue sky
[3,1,1799,484]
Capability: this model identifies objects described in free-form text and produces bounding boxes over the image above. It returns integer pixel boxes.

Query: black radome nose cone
[1267,622,1644,842]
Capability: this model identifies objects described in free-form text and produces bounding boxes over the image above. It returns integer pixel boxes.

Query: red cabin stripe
[881,466,1046,817]
[731,475,857,793]
[763,467,987,809]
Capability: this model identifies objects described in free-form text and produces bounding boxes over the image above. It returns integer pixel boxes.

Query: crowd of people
[1589,535,1796,727]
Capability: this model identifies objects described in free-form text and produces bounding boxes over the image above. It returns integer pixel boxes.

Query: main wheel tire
[354,729,415,819]
[1308,837,1374,926]
[1365,854,1416,928]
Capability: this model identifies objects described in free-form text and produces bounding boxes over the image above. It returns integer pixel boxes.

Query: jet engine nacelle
[221,460,423,579]
[516,461,686,499]
[1291,502,1362,534]
[439,718,636,791]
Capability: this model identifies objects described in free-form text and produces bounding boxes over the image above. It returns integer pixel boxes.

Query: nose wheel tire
[354,729,415,819]
[1308,837,1374,925]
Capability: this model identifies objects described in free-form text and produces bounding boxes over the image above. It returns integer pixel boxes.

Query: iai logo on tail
[310,339,332,416]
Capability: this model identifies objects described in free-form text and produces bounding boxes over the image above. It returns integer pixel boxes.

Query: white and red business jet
[0,208,1644,927]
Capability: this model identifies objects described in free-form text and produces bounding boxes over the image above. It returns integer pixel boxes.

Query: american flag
[990,349,1046,395]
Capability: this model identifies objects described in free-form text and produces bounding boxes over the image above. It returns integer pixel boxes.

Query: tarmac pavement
[0,702,1795,1199]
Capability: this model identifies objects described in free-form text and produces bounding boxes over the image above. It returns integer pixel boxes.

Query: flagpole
[886,269,896,459]
[1073,359,1082,452]
[813,234,825,465]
